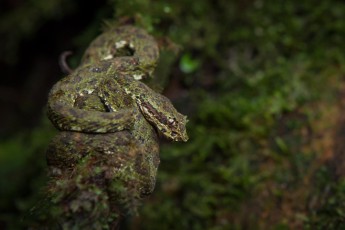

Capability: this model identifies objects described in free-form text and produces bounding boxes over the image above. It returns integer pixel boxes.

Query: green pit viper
[45,25,188,228]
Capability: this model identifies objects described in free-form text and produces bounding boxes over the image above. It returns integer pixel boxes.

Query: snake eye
[168,118,176,126]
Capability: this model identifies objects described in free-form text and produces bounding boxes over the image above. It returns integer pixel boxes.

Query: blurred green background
[1,0,345,229]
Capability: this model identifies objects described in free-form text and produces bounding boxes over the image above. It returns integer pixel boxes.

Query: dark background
[0,0,113,136]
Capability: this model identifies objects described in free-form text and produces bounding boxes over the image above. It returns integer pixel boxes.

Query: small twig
[59,51,74,74]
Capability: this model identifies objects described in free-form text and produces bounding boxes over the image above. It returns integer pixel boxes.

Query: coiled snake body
[45,25,188,228]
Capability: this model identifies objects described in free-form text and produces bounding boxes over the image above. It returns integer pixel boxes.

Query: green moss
[109,0,345,229]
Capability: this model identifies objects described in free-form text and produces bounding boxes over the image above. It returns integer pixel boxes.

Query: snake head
[114,72,189,142]
[139,99,189,142]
